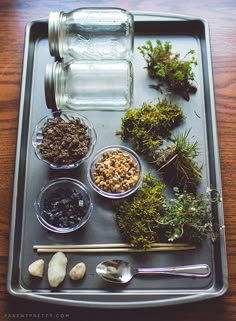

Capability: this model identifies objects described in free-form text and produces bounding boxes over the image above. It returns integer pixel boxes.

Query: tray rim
[7,11,228,308]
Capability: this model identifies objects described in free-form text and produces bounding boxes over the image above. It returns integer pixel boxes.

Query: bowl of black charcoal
[32,111,97,169]
[34,177,93,233]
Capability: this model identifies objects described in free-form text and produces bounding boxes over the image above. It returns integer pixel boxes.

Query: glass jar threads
[45,60,133,111]
[48,7,134,61]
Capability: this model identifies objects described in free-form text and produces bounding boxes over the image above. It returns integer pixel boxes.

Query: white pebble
[69,262,86,281]
[48,252,68,287]
[28,259,45,277]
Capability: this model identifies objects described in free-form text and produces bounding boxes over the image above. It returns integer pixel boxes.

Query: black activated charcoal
[42,188,87,228]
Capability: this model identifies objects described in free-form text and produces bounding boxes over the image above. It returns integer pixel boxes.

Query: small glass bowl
[34,177,93,233]
[32,111,97,169]
[87,145,143,199]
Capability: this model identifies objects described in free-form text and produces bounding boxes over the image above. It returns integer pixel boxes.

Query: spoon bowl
[96,259,211,283]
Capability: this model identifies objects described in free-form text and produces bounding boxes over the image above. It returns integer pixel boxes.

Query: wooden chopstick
[33,242,193,249]
[33,243,196,253]
[36,247,195,253]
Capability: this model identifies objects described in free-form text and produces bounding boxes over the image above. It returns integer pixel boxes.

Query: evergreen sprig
[154,129,202,193]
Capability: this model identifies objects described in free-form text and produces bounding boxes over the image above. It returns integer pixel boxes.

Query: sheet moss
[115,173,165,249]
[119,98,184,155]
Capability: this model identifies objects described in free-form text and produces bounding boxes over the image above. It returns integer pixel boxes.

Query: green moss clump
[119,99,184,155]
[115,173,165,249]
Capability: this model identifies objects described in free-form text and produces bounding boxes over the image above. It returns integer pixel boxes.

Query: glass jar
[48,7,134,61]
[45,60,133,111]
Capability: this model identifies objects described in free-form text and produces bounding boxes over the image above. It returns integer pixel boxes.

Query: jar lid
[48,11,61,58]
[45,63,57,110]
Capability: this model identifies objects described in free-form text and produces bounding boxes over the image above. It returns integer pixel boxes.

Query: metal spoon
[96,259,211,283]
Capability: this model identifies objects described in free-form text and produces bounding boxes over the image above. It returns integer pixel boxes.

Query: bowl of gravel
[87,145,143,199]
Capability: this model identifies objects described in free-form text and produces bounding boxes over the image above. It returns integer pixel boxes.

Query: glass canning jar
[45,60,133,111]
[48,7,134,61]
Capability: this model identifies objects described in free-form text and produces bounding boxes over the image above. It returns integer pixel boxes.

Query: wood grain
[1,0,236,320]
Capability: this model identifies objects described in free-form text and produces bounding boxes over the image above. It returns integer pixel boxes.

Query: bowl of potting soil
[32,111,97,169]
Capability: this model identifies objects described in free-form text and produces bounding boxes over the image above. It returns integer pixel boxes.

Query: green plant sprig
[157,187,218,244]
[138,39,198,101]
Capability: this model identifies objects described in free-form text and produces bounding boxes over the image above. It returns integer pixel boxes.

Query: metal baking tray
[7,12,228,308]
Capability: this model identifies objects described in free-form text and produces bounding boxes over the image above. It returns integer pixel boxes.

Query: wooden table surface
[0,0,236,320]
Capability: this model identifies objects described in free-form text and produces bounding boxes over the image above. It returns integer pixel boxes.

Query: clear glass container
[45,60,133,111]
[48,7,134,61]
[87,145,143,199]
[35,177,93,233]
[32,111,97,169]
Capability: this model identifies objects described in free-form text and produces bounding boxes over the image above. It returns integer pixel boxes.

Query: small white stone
[48,252,68,287]
[28,259,45,277]
[69,262,86,281]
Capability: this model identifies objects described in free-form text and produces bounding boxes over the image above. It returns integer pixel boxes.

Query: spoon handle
[136,264,210,277]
